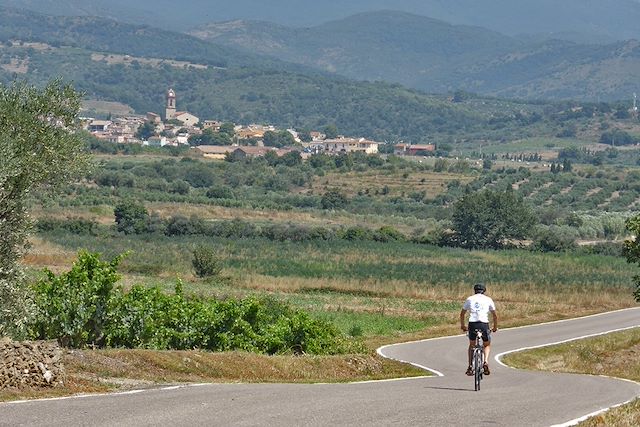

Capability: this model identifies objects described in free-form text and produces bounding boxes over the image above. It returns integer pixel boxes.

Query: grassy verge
[503,327,640,426]
[0,350,425,402]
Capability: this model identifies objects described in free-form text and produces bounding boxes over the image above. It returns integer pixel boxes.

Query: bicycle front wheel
[474,349,482,391]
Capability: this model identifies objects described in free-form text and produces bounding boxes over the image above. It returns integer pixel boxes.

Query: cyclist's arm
[491,310,498,332]
[460,309,468,331]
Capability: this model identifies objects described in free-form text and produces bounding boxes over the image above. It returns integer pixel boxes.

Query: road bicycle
[472,329,484,391]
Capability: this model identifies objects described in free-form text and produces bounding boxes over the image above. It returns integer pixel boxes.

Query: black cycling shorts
[468,321,491,342]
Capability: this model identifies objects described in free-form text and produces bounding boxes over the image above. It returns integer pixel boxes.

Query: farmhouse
[394,143,436,156]
[321,137,379,154]
[196,145,237,159]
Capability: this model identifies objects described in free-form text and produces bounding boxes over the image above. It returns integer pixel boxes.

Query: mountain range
[190,11,640,101]
[2,0,640,41]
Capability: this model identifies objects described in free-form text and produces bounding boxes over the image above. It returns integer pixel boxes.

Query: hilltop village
[83,89,435,159]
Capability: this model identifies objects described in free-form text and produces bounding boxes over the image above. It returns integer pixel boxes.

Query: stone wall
[0,338,65,388]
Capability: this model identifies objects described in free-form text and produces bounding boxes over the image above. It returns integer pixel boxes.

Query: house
[321,137,379,154]
[146,112,162,124]
[394,143,435,156]
[172,112,200,127]
[196,145,237,160]
[203,120,223,131]
[310,131,326,141]
[146,136,168,147]
[230,146,295,161]
[231,146,272,160]
[88,120,111,132]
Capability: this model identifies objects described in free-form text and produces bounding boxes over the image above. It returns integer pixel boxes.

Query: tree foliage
[0,80,87,337]
[623,215,640,302]
[114,200,149,234]
[450,189,536,249]
[29,252,356,355]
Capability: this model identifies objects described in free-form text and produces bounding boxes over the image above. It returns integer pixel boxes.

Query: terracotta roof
[196,145,236,154]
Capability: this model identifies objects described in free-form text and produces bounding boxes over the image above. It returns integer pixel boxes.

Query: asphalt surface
[1,308,639,426]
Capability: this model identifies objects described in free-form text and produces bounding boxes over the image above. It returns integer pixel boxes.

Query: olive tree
[451,188,536,249]
[0,80,88,337]
[623,215,640,302]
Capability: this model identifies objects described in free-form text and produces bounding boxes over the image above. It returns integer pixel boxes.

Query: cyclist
[460,282,498,376]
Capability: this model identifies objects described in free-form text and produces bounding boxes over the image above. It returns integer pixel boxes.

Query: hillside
[0,28,496,144]
[0,6,302,71]
[190,11,640,101]
[3,0,640,41]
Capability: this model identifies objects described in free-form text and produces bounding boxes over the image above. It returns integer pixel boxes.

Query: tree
[114,200,149,234]
[135,121,156,140]
[623,215,640,301]
[321,189,349,210]
[0,80,88,336]
[451,189,537,249]
[192,245,222,279]
[323,124,339,139]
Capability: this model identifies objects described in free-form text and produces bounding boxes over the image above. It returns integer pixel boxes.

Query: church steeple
[165,88,176,120]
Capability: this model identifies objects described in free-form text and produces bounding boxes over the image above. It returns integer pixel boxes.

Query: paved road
[1,308,639,426]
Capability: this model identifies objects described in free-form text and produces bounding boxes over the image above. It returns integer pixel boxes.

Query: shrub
[340,226,373,241]
[29,252,354,355]
[114,200,148,235]
[206,186,234,199]
[192,245,223,278]
[165,215,205,236]
[321,189,349,210]
[29,252,124,348]
[36,217,98,235]
[373,226,406,242]
[531,226,578,253]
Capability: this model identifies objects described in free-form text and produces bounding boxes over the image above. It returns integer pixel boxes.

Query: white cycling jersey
[463,293,496,323]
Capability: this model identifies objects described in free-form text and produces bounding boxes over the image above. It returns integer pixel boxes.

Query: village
[83,88,436,160]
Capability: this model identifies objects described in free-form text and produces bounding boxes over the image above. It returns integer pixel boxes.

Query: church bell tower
[165,88,176,120]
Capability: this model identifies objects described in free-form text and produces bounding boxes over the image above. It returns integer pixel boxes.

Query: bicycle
[472,329,484,391]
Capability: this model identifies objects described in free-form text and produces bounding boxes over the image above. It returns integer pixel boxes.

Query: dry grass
[504,328,640,426]
[63,349,423,385]
[0,349,425,402]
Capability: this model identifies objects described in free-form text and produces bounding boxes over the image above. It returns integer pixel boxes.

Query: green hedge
[28,252,358,355]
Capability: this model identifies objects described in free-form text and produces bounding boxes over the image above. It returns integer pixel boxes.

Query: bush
[531,226,578,253]
[114,200,149,235]
[36,217,98,235]
[321,189,349,210]
[29,252,354,355]
[373,226,406,242]
[192,245,222,278]
[206,186,234,199]
[29,252,123,348]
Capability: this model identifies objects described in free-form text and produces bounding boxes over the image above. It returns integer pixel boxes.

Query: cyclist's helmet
[474,283,486,294]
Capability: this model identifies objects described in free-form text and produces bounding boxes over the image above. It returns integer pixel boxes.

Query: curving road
[1,308,639,426]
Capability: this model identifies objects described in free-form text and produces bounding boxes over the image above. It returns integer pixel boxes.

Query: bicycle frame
[472,329,484,391]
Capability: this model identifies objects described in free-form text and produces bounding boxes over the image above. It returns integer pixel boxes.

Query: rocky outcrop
[0,338,65,388]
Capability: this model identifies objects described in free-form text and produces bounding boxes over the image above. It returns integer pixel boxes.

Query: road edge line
[494,325,640,427]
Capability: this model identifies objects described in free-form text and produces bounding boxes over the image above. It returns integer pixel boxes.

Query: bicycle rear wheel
[473,349,482,391]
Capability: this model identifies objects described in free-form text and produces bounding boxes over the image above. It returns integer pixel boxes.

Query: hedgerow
[28,252,358,355]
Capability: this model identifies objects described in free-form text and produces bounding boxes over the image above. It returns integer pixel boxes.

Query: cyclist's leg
[481,324,491,374]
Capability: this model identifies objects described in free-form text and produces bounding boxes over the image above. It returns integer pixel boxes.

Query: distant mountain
[190,11,640,101]
[0,6,304,71]
[2,0,640,41]
[0,7,510,145]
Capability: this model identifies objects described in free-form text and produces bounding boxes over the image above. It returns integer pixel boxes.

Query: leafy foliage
[450,189,537,249]
[192,245,222,278]
[29,251,123,347]
[29,252,356,355]
[0,80,87,337]
[321,189,349,210]
[114,200,149,234]
[623,215,640,302]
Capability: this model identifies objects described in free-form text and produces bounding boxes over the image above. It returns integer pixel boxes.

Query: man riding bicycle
[460,283,498,376]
